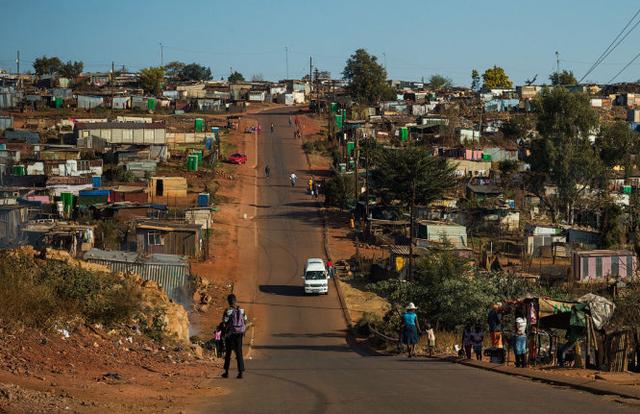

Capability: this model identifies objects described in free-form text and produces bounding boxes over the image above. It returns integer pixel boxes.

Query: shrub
[0,250,142,329]
[324,175,355,209]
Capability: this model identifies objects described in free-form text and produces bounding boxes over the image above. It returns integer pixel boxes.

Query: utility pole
[285,46,289,79]
[159,42,164,66]
[309,56,313,91]
[15,50,20,75]
[555,51,560,75]
[354,129,360,257]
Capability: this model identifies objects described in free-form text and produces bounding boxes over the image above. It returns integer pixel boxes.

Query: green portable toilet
[335,114,343,129]
[400,127,409,142]
[338,163,347,173]
[623,185,633,194]
[482,154,492,161]
[347,141,355,156]
[60,192,74,215]
[55,97,63,108]
[187,154,199,172]
[12,165,25,176]
[330,102,338,113]
[195,118,204,132]
[147,98,157,111]
[193,150,203,164]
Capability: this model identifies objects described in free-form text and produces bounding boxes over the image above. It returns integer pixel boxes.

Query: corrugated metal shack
[135,220,202,258]
[0,205,29,247]
[83,248,193,304]
[75,122,166,145]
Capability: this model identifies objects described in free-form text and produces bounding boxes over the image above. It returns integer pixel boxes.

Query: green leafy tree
[138,66,165,95]
[601,202,626,249]
[342,49,395,105]
[180,63,212,81]
[164,61,186,81]
[375,147,457,278]
[429,74,452,90]
[528,87,601,223]
[549,70,577,86]
[324,174,355,210]
[482,65,513,89]
[596,121,640,176]
[33,56,62,75]
[471,69,480,91]
[59,60,84,78]
[228,71,245,83]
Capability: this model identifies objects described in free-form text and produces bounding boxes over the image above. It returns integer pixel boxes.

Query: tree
[180,63,212,81]
[596,121,640,176]
[375,147,457,278]
[33,56,62,75]
[528,87,601,223]
[59,60,84,79]
[429,74,452,91]
[324,175,355,210]
[482,65,513,89]
[228,71,245,83]
[138,66,165,95]
[164,61,186,81]
[549,70,577,86]
[471,69,480,91]
[342,49,395,105]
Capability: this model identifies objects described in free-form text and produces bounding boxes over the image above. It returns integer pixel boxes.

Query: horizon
[2,1,640,86]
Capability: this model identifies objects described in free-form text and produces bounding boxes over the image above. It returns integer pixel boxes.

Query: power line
[609,49,640,83]
[579,7,640,83]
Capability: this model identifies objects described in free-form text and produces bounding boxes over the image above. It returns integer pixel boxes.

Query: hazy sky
[2,0,640,86]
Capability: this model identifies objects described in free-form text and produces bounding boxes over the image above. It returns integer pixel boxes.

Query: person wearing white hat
[400,302,421,357]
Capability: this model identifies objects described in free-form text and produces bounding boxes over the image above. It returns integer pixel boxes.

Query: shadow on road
[252,344,351,352]
[283,201,321,208]
[272,331,346,339]
[259,284,306,296]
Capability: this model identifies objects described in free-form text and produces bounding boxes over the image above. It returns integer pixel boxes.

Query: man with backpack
[221,294,248,379]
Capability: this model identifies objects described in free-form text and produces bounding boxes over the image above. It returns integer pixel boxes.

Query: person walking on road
[288,116,292,127]
[221,294,248,379]
[264,164,270,178]
[400,303,421,358]
[326,259,334,278]
[290,172,297,187]
[425,322,436,357]
[270,123,274,133]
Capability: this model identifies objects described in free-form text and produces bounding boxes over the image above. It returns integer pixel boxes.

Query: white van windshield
[305,271,326,280]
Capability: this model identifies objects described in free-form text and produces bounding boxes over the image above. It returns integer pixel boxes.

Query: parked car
[228,153,248,164]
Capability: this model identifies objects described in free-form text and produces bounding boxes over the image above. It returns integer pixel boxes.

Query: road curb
[302,141,354,332]
[445,356,640,401]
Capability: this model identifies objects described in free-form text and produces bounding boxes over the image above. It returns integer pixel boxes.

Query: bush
[0,250,142,329]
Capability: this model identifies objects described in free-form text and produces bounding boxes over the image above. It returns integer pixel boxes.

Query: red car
[228,153,248,164]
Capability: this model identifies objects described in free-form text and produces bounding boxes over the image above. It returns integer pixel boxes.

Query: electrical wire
[608,49,640,83]
[579,7,640,83]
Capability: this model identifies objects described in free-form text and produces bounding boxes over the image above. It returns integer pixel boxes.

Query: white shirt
[515,317,527,336]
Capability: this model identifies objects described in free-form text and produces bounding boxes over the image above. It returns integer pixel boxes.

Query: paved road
[203,110,631,414]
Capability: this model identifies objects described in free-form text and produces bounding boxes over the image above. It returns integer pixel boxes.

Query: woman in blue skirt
[401,303,421,357]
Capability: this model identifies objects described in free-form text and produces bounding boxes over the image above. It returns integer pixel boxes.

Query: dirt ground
[0,324,225,414]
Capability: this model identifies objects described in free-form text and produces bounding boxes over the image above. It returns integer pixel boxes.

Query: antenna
[555,51,560,74]
[159,42,164,66]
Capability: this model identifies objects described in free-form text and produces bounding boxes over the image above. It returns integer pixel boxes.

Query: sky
[2,0,640,86]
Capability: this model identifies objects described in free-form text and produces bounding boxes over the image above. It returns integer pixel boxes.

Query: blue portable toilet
[92,176,102,188]
[197,192,210,207]
[205,137,214,150]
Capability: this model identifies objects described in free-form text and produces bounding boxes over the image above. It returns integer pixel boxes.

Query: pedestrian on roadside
[326,259,334,277]
[221,294,248,379]
[264,164,270,178]
[514,309,527,368]
[308,177,314,194]
[313,182,319,199]
[400,303,421,358]
[470,323,484,360]
[488,303,503,348]
[288,116,292,127]
[290,172,297,187]
[425,322,436,357]
[213,324,224,358]
[462,324,473,359]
